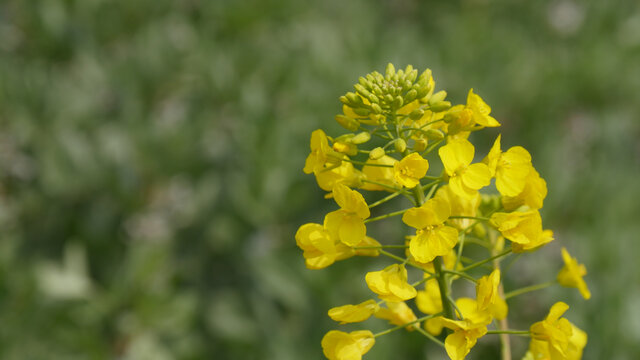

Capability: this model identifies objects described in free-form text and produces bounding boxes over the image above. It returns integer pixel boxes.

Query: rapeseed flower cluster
[296,64,590,360]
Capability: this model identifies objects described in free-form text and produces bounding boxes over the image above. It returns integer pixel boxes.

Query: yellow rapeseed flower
[437,298,492,360]
[466,89,501,127]
[527,321,587,360]
[304,129,341,174]
[402,197,459,263]
[435,184,481,230]
[490,210,544,245]
[439,139,491,199]
[314,161,362,192]
[365,264,417,302]
[502,168,547,211]
[484,134,533,196]
[360,155,399,191]
[321,330,375,360]
[476,269,508,320]
[557,247,591,300]
[328,300,379,324]
[394,152,429,188]
[324,184,370,246]
[295,223,348,269]
[374,301,418,330]
[529,302,574,360]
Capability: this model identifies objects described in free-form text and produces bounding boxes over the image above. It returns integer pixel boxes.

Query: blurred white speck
[36,243,92,300]
[547,0,585,36]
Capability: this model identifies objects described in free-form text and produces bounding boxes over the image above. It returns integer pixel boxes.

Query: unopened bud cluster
[297,64,590,360]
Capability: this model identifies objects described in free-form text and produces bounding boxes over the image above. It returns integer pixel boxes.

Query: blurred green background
[0,0,639,359]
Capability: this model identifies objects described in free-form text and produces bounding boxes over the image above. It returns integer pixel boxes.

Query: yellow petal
[328,300,379,324]
[439,139,475,176]
[338,215,366,246]
[445,331,472,360]
[461,163,491,190]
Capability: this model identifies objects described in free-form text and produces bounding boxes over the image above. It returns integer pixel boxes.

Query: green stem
[364,208,409,223]
[361,179,403,192]
[443,269,477,283]
[449,216,490,221]
[373,313,441,338]
[487,330,530,336]
[461,249,512,272]
[504,281,556,300]
[368,190,405,208]
[415,325,445,347]
[343,159,393,167]
[433,257,455,321]
[353,245,408,249]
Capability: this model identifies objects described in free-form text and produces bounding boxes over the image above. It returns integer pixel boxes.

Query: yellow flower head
[490,210,544,245]
[315,161,363,192]
[321,330,375,360]
[360,155,399,191]
[557,247,591,300]
[374,301,418,330]
[328,300,379,324]
[484,135,533,197]
[466,89,501,127]
[295,223,340,269]
[527,320,587,360]
[502,168,547,211]
[438,298,492,360]
[512,229,554,253]
[394,152,429,188]
[402,197,459,263]
[530,302,574,360]
[439,138,491,199]
[435,184,481,230]
[476,269,508,320]
[304,129,341,174]
[365,264,417,302]
[324,184,370,246]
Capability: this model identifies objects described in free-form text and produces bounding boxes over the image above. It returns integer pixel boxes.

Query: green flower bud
[354,84,371,99]
[384,94,394,104]
[429,90,447,104]
[424,129,444,140]
[394,138,407,153]
[413,138,427,152]
[351,132,371,144]
[393,96,403,109]
[335,114,360,131]
[409,108,424,121]
[369,147,385,160]
[353,107,371,116]
[346,92,363,107]
[371,103,383,114]
[429,101,451,112]
[404,89,418,103]
[385,63,396,78]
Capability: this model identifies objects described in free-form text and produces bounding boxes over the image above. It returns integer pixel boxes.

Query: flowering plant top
[296,64,589,360]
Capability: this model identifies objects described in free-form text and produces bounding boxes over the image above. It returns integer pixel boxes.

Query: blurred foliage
[0,0,639,359]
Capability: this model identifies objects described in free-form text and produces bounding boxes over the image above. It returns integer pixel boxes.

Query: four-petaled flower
[394,152,429,188]
[402,197,459,263]
[322,330,375,360]
[439,138,492,199]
